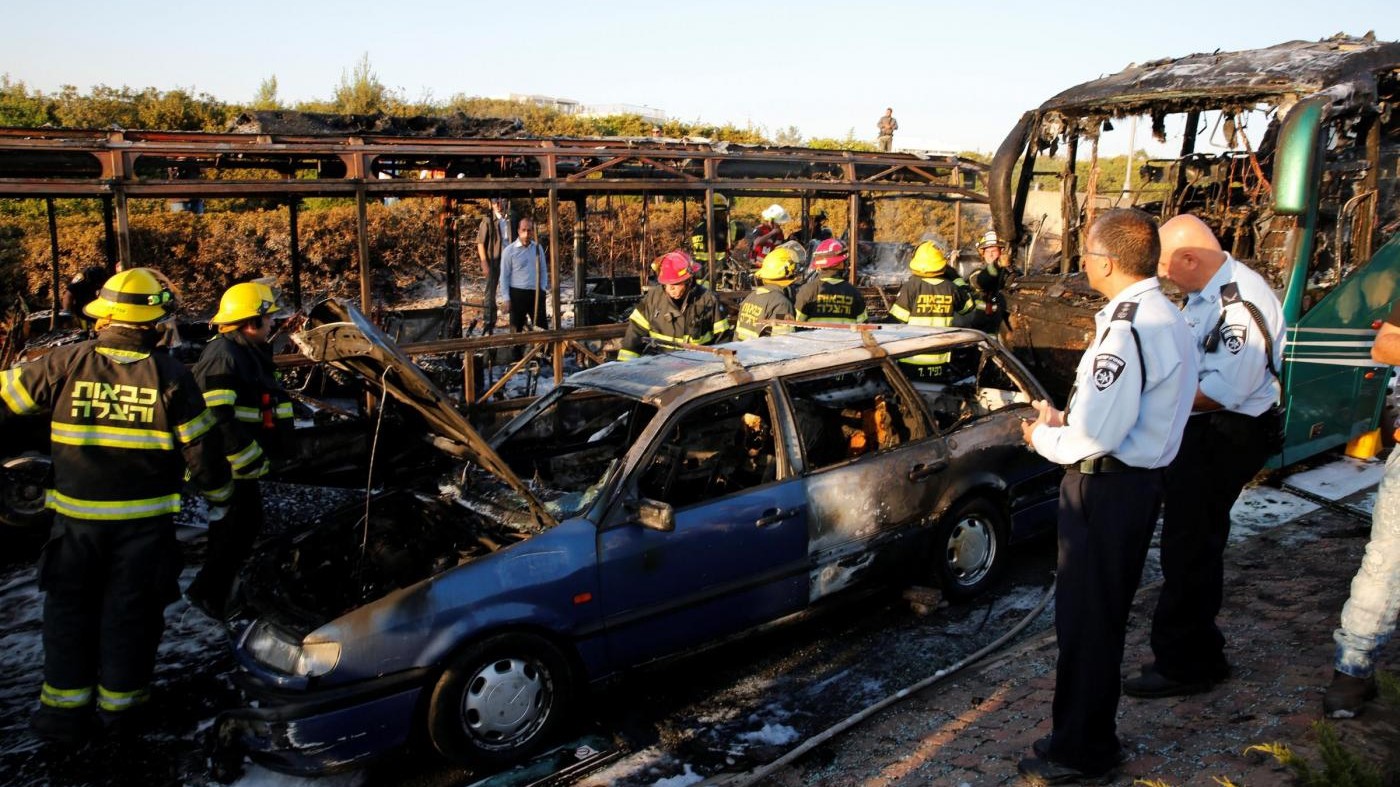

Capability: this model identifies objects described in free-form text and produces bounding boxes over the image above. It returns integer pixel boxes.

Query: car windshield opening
[496,387,658,520]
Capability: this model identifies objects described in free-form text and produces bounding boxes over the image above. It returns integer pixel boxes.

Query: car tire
[929,496,1008,600]
[426,632,574,767]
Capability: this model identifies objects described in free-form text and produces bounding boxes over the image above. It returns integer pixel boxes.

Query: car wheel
[426,632,573,767]
[930,496,1007,600]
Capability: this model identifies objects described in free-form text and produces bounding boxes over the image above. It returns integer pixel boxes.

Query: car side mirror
[627,498,675,532]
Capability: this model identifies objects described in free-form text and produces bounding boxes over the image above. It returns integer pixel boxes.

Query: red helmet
[657,250,695,285]
[811,238,848,270]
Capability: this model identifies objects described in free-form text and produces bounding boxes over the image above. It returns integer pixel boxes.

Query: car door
[782,362,951,604]
[596,384,809,668]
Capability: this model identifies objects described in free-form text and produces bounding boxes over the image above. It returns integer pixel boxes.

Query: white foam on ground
[739,722,800,747]
[1230,486,1320,542]
[1285,457,1387,501]
[651,764,703,787]
[231,763,366,787]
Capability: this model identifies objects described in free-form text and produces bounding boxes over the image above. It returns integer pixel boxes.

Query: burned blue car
[218,300,1059,774]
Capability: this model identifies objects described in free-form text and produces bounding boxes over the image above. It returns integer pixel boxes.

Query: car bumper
[216,666,432,776]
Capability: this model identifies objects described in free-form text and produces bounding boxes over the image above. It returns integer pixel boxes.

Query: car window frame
[600,380,792,531]
[776,358,937,477]
[889,339,1041,434]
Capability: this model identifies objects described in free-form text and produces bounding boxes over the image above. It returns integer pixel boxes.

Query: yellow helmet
[909,242,949,276]
[211,281,280,329]
[756,247,799,284]
[83,268,176,324]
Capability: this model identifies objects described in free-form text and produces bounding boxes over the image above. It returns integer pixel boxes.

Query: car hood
[292,298,556,529]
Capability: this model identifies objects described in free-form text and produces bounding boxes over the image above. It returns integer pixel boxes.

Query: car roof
[568,325,988,405]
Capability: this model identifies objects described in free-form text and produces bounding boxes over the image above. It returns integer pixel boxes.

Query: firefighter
[969,229,1012,334]
[618,250,730,360]
[886,242,975,378]
[735,248,799,340]
[0,268,232,745]
[749,204,790,266]
[795,239,868,325]
[689,193,736,271]
[185,281,294,619]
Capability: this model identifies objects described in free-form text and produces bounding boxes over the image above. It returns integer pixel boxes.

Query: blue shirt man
[501,217,550,332]
[1017,209,1196,784]
[1125,214,1287,702]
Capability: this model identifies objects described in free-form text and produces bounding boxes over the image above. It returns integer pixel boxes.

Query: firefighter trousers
[39,514,181,711]
[191,479,265,610]
[1334,446,1400,678]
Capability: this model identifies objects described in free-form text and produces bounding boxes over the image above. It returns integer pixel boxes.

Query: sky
[4,0,1397,155]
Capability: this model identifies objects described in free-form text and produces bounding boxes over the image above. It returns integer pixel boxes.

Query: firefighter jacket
[192,332,294,479]
[735,286,797,340]
[619,285,730,360]
[689,218,737,263]
[795,276,868,324]
[887,274,975,369]
[749,223,784,265]
[0,326,232,520]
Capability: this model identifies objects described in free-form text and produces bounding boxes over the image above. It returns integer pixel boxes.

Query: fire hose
[699,574,1058,787]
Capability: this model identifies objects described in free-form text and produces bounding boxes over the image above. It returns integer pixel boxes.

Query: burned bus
[989,33,1400,466]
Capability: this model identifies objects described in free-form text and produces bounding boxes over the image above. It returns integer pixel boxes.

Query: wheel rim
[945,513,996,588]
[460,656,553,750]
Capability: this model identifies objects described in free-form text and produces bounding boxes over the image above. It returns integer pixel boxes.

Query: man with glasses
[1019,209,1196,784]
[1124,214,1285,701]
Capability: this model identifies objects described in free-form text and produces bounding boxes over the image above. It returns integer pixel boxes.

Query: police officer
[886,242,975,378]
[1123,214,1286,699]
[0,268,232,745]
[969,230,1012,334]
[1017,209,1196,783]
[618,250,729,360]
[186,280,295,619]
[795,239,867,324]
[735,248,799,340]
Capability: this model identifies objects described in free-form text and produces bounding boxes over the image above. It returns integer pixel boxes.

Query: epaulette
[1111,301,1139,323]
[1220,281,1242,305]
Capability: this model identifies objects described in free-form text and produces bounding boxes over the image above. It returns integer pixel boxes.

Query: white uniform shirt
[1031,277,1197,469]
[1182,254,1284,417]
[501,239,549,293]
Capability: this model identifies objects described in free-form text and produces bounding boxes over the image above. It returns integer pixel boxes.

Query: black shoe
[1017,755,1116,785]
[1323,671,1377,718]
[1033,734,1052,759]
[31,706,97,747]
[1123,664,1215,699]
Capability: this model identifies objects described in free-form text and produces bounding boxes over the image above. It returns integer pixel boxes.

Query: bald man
[1124,214,1286,699]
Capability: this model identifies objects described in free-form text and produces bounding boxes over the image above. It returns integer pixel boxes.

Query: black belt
[1072,455,1148,475]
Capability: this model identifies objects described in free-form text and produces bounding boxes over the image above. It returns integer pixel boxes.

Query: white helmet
[761,204,791,224]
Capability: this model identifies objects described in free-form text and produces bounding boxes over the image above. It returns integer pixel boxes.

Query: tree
[0,75,53,127]
[252,75,283,111]
[333,53,389,115]
[772,125,803,146]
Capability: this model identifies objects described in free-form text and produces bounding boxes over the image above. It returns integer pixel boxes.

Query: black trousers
[190,479,265,608]
[482,262,501,334]
[508,287,549,332]
[39,514,182,707]
[1049,467,1162,771]
[1151,411,1272,681]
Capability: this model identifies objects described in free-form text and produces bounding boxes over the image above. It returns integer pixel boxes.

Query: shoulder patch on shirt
[1220,281,1242,305]
[1111,301,1138,323]
[1220,321,1248,354]
[1093,353,1125,390]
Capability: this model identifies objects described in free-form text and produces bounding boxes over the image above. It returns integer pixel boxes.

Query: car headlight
[244,620,341,678]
